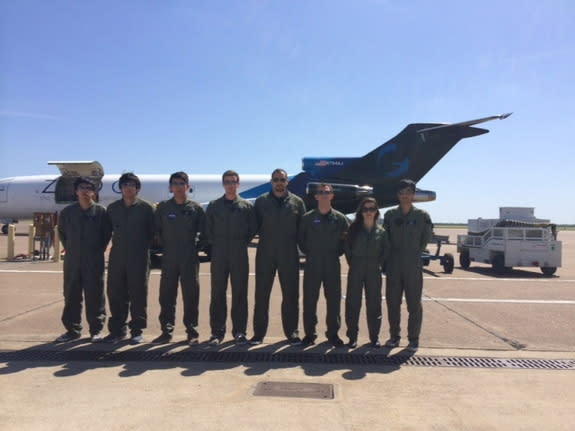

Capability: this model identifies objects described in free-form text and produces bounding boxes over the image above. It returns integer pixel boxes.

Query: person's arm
[338,215,350,257]
[246,203,258,244]
[57,208,68,250]
[420,212,433,252]
[297,216,308,255]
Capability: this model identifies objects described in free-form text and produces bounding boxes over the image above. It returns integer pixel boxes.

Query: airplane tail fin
[339,113,512,185]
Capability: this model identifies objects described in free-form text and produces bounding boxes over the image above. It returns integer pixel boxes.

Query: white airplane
[0,114,511,234]
[0,161,269,234]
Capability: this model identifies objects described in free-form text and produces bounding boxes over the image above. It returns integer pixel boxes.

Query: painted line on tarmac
[2,269,575,284]
[423,297,575,305]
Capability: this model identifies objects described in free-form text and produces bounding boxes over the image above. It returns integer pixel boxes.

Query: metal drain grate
[254,382,334,399]
[0,349,573,370]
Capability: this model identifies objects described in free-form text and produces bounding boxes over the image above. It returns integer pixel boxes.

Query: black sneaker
[90,332,104,343]
[287,336,302,346]
[54,332,81,343]
[328,336,344,347]
[103,333,127,344]
[187,335,199,346]
[130,335,145,345]
[234,334,247,345]
[370,340,381,348]
[348,339,358,348]
[301,335,316,346]
[152,333,173,344]
[249,336,263,345]
[208,335,222,346]
[406,340,419,352]
[384,337,400,348]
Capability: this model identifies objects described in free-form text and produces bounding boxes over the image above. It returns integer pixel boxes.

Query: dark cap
[397,178,416,193]
[74,176,97,191]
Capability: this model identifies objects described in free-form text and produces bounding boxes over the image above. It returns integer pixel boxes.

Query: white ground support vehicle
[457,207,561,276]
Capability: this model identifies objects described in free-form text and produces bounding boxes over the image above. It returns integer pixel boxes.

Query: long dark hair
[346,197,379,246]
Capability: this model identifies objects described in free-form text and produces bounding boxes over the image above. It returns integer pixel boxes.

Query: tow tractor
[457,207,561,276]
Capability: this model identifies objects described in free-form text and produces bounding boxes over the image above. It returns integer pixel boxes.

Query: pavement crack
[0,299,63,323]
[425,294,527,350]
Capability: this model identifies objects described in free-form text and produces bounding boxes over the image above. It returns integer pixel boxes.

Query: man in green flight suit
[205,170,257,345]
[298,183,349,347]
[104,173,155,344]
[55,177,112,343]
[250,169,306,345]
[383,179,433,352]
[154,171,206,345]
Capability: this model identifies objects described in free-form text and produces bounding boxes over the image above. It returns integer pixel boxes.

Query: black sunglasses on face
[362,207,377,213]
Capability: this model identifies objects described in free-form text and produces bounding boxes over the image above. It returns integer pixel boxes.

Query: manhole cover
[254,381,334,399]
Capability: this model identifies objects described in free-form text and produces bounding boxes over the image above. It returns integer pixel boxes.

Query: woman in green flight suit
[344,197,388,348]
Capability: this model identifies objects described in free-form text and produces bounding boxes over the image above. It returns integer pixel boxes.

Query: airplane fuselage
[0,174,270,221]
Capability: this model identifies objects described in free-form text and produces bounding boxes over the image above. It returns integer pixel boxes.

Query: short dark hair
[316,183,332,193]
[119,172,141,189]
[222,170,239,183]
[74,177,97,191]
[397,178,416,193]
[169,171,189,185]
[271,168,287,179]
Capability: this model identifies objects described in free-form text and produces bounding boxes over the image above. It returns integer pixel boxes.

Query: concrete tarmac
[1,227,574,430]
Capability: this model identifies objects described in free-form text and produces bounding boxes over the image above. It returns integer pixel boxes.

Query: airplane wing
[47,161,104,177]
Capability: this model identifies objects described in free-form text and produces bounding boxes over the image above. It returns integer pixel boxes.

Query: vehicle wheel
[459,249,470,269]
[541,267,557,276]
[442,253,454,274]
[1,224,8,235]
[422,249,430,266]
[492,254,506,275]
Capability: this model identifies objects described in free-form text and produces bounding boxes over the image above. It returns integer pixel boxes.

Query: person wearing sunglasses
[250,169,306,345]
[298,184,349,347]
[344,197,387,348]
[104,172,155,345]
[383,179,433,352]
[55,177,112,343]
[153,171,206,345]
[205,170,257,346]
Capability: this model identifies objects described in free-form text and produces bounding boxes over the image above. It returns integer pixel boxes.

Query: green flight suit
[106,198,155,337]
[383,206,433,343]
[155,197,206,337]
[253,191,306,340]
[58,202,112,336]
[206,196,257,339]
[344,225,387,343]
[298,209,349,341]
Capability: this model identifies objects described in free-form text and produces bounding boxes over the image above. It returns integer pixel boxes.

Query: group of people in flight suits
[55,169,432,352]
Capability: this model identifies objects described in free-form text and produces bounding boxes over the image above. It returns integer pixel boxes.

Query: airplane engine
[306,182,373,201]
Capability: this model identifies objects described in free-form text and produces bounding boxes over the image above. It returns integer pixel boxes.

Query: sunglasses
[77,185,95,192]
[223,180,238,185]
[170,181,187,186]
[316,190,333,195]
[398,189,414,195]
[362,207,377,213]
[272,177,287,183]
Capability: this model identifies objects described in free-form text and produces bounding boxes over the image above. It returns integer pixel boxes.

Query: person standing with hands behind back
[344,197,387,348]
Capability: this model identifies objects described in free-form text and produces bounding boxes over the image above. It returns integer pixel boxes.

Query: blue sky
[1,1,574,223]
